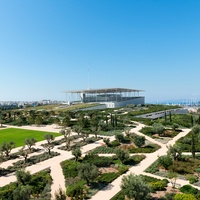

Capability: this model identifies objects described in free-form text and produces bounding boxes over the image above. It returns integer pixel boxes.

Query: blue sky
[0,0,199,102]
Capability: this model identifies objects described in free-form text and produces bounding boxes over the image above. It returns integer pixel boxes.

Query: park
[0,104,200,199]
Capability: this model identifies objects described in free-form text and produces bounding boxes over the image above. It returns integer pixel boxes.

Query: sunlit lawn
[0,128,62,147]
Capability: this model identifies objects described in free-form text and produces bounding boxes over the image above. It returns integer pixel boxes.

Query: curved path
[0,123,196,200]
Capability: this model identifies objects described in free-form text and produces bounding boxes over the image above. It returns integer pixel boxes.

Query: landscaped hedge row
[83,154,114,167]
[59,136,101,151]
[91,144,160,154]
[0,152,60,176]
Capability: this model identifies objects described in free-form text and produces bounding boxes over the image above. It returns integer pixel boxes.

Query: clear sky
[0,0,199,102]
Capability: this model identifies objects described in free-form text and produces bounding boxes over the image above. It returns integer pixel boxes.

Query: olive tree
[78,163,98,185]
[60,128,72,150]
[115,148,129,164]
[0,141,15,157]
[42,134,54,154]
[133,135,145,148]
[18,146,29,163]
[152,123,165,136]
[72,147,82,161]
[25,138,37,152]
[121,174,150,200]
[167,145,182,161]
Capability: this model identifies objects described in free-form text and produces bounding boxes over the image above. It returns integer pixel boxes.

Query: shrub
[164,192,176,200]
[109,140,120,147]
[118,165,128,175]
[186,174,198,184]
[103,138,110,146]
[179,185,199,195]
[133,135,145,148]
[90,146,115,154]
[66,180,86,198]
[110,191,125,200]
[158,155,173,170]
[128,144,160,153]
[97,172,118,183]
[83,154,113,167]
[139,126,153,136]
[149,180,167,191]
[174,193,197,200]
[61,160,80,178]
[145,160,159,174]
[115,133,124,142]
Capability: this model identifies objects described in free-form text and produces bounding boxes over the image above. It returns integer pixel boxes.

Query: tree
[167,145,182,161]
[121,174,150,200]
[25,138,37,152]
[35,116,43,126]
[42,134,54,154]
[13,185,32,200]
[191,125,200,158]
[115,133,124,143]
[13,169,32,200]
[73,125,82,136]
[77,114,89,128]
[158,155,173,170]
[62,115,71,127]
[124,128,131,138]
[0,141,15,157]
[72,147,82,161]
[44,134,54,144]
[53,117,60,125]
[78,163,98,185]
[115,148,129,164]
[81,130,89,142]
[27,115,35,125]
[91,126,101,138]
[54,187,66,200]
[60,128,72,150]
[16,169,31,185]
[103,138,110,146]
[168,171,178,189]
[0,112,5,127]
[152,123,165,136]
[172,123,179,131]
[18,146,28,163]
[169,111,172,122]
[133,135,145,148]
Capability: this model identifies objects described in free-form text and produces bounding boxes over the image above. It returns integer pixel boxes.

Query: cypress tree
[169,111,172,122]
[164,111,167,123]
[191,115,194,127]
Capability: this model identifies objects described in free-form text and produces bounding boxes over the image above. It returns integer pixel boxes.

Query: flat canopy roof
[64,88,144,94]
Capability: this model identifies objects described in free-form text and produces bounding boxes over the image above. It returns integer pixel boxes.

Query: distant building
[64,88,145,108]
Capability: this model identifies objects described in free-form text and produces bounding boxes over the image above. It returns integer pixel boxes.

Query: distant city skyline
[0,0,199,102]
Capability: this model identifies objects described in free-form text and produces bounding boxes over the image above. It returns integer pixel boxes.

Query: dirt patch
[119,143,137,151]
[99,167,118,174]
[151,186,181,198]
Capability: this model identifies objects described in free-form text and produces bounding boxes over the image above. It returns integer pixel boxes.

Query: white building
[64,88,145,108]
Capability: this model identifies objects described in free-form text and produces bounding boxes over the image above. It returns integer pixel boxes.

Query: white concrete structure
[64,88,145,108]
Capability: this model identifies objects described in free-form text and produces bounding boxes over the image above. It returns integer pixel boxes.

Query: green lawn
[0,128,62,147]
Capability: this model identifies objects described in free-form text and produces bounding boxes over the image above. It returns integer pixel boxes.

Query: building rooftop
[64,88,144,94]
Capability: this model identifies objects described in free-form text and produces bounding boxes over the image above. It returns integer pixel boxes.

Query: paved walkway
[0,123,196,200]
[91,127,191,200]
[0,124,111,199]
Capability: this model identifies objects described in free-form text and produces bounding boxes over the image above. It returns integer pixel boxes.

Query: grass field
[0,128,62,147]
[23,103,99,112]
